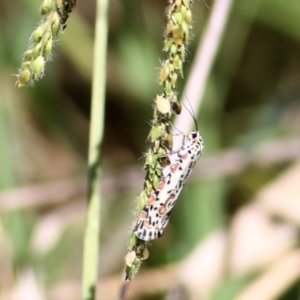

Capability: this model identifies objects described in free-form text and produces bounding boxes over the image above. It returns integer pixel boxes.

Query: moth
[133,130,204,241]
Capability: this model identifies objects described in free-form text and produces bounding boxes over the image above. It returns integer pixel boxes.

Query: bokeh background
[1,0,300,299]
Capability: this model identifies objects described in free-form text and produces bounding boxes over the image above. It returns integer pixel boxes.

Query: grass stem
[81,0,109,299]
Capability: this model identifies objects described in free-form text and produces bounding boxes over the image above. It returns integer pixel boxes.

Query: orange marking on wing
[165,194,176,207]
[158,180,166,189]
[171,163,180,173]
[147,195,156,205]
[139,211,148,219]
[158,206,167,215]
[181,153,189,159]
[143,220,151,228]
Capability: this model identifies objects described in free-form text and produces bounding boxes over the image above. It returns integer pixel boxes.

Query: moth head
[187,131,200,140]
[186,131,204,150]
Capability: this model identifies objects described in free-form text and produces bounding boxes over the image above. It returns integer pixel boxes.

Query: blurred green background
[1,0,300,299]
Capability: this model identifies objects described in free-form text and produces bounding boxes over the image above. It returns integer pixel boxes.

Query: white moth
[133,131,204,241]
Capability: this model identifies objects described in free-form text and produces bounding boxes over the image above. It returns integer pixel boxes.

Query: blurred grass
[0,0,300,299]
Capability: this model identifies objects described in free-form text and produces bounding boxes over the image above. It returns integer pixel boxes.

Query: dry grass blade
[236,249,300,300]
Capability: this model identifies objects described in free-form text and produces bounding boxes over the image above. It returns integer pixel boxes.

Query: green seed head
[163,132,173,149]
[166,20,174,35]
[20,61,31,70]
[136,191,148,212]
[145,150,155,167]
[40,0,53,15]
[144,180,152,194]
[125,250,136,268]
[164,39,173,52]
[179,44,186,62]
[183,0,191,7]
[140,248,149,260]
[172,12,183,25]
[140,190,148,205]
[170,72,178,87]
[32,25,46,43]
[56,0,63,7]
[44,37,53,59]
[152,174,160,189]
[159,62,170,84]
[32,56,45,79]
[154,140,160,152]
[32,42,43,59]
[172,27,184,44]
[155,166,162,177]
[23,49,34,61]
[173,54,183,77]
[170,44,177,55]
[51,12,61,35]
[156,95,171,114]
[164,80,172,95]
[17,69,32,87]
[182,22,189,43]
[157,147,167,157]
[182,6,192,24]
[150,125,163,142]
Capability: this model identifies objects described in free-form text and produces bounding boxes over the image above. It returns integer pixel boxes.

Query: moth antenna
[182,94,198,131]
[169,122,185,137]
[202,0,211,10]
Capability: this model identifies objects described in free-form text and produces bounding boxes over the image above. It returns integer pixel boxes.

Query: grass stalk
[124,0,195,281]
[81,0,109,299]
